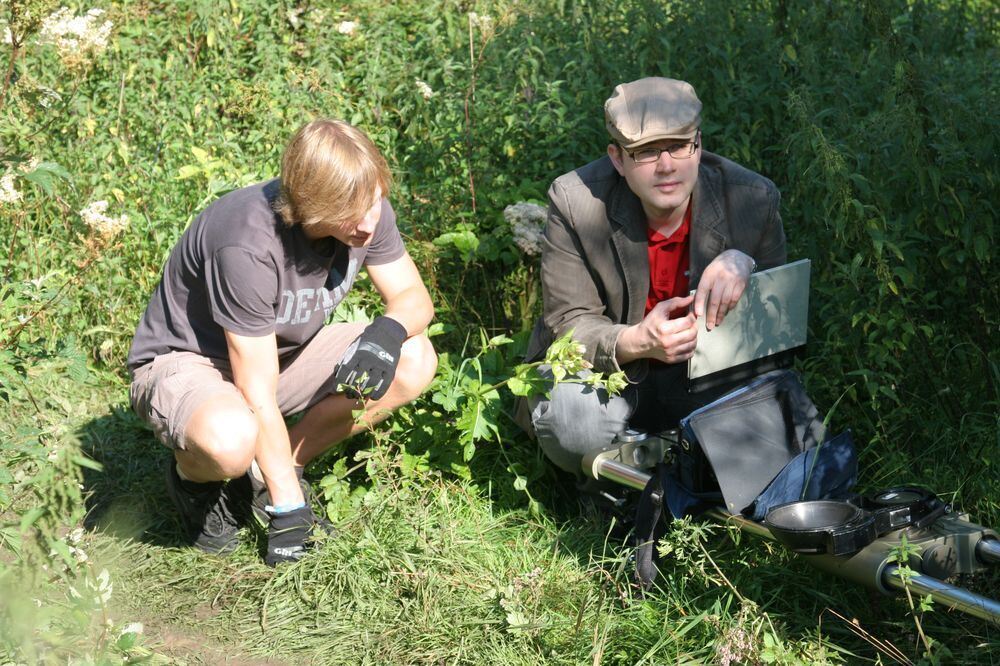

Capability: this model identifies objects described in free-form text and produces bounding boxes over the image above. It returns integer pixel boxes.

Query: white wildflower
[3,26,12,45]
[80,200,130,238]
[503,202,547,256]
[68,527,85,544]
[336,20,357,35]
[415,79,434,100]
[119,622,143,636]
[70,545,89,563]
[0,172,21,205]
[38,7,114,68]
[286,7,304,29]
[37,85,62,108]
[47,446,60,462]
[469,12,495,36]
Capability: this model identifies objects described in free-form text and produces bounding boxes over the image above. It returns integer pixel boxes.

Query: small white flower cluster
[0,172,21,205]
[36,85,62,108]
[67,527,88,562]
[80,200,130,238]
[38,7,113,68]
[69,567,112,607]
[415,79,434,100]
[503,202,547,256]
[336,20,358,35]
[468,12,495,36]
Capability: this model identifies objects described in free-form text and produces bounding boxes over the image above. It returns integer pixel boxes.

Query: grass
[3,374,995,663]
[2,0,998,662]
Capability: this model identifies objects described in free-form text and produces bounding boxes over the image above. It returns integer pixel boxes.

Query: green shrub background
[1,0,997,663]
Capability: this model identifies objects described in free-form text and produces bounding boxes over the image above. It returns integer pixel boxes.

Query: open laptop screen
[688,259,810,387]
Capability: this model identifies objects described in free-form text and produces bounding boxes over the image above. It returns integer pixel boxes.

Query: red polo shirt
[644,203,691,317]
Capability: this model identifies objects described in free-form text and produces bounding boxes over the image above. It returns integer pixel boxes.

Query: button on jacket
[525,151,787,381]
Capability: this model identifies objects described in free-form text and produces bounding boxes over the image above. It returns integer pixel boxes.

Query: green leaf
[116,631,138,651]
[176,165,202,180]
[487,334,513,348]
[433,229,480,261]
[71,455,104,472]
[19,506,45,531]
[23,162,71,195]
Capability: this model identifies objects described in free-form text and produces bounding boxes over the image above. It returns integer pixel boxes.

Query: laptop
[687,259,810,392]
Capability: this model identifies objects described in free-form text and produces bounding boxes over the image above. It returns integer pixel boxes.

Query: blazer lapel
[608,178,650,325]
[690,160,728,287]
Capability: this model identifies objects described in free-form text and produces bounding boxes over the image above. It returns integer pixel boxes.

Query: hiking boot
[164,461,242,554]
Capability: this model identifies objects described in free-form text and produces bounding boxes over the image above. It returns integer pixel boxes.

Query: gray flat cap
[605,77,702,149]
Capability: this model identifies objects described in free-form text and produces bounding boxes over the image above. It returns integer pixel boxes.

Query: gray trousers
[529,363,719,477]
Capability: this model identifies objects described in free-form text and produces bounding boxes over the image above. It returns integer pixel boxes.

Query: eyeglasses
[624,132,701,163]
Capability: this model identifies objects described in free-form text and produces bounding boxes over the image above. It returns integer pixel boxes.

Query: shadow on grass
[77,405,184,548]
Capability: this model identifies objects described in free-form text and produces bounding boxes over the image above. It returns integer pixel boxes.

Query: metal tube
[977,538,1000,565]
[707,507,775,540]
[882,564,1000,626]
[594,458,651,492]
[594,457,1000,624]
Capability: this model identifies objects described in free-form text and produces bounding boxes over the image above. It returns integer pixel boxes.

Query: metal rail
[592,457,1000,626]
[883,565,1000,626]
[978,538,1000,565]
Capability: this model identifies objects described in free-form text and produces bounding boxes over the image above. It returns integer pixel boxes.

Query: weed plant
[1,0,997,663]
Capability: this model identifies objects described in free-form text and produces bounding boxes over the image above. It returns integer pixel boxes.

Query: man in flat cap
[522,77,786,480]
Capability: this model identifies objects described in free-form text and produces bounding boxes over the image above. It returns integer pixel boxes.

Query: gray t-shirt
[127,179,405,371]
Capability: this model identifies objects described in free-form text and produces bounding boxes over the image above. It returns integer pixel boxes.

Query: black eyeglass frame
[622,130,702,164]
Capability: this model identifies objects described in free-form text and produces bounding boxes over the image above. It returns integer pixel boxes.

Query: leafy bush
[1,0,997,663]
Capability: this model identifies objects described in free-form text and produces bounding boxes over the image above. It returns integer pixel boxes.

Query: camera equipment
[582,432,1000,626]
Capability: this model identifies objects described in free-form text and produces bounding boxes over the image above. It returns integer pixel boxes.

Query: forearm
[614,324,650,365]
[383,285,434,337]
[247,399,304,507]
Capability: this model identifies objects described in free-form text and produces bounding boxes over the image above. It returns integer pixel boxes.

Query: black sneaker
[164,461,242,554]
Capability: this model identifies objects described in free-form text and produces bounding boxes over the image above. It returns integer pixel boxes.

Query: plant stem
[463,13,477,213]
[475,361,545,396]
[0,38,22,114]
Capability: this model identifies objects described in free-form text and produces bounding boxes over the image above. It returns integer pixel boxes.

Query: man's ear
[607,144,625,176]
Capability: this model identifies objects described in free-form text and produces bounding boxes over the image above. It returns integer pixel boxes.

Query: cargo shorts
[129,322,366,450]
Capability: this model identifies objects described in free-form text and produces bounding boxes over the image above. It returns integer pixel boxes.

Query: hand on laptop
[694,250,755,330]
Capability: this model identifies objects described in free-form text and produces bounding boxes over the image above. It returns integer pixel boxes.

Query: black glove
[265,504,315,566]
[333,316,407,400]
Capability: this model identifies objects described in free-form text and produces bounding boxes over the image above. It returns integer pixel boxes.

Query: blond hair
[274,119,392,230]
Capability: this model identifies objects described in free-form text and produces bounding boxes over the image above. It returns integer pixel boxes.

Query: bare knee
[182,400,257,479]
[392,333,438,403]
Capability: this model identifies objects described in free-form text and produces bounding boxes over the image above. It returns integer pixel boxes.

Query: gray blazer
[525,151,787,380]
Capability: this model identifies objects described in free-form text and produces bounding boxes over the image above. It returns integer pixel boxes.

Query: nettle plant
[317,325,626,519]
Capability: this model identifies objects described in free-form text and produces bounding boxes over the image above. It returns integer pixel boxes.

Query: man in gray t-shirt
[128,120,437,565]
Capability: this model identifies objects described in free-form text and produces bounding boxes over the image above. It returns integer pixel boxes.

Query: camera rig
[582,430,1000,626]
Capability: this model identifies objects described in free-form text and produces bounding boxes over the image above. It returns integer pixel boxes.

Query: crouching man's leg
[130,353,259,554]
[283,329,438,465]
[529,368,636,479]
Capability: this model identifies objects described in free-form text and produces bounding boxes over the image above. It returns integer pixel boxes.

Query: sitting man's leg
[130,325,437,557]
[529,368,637,478]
